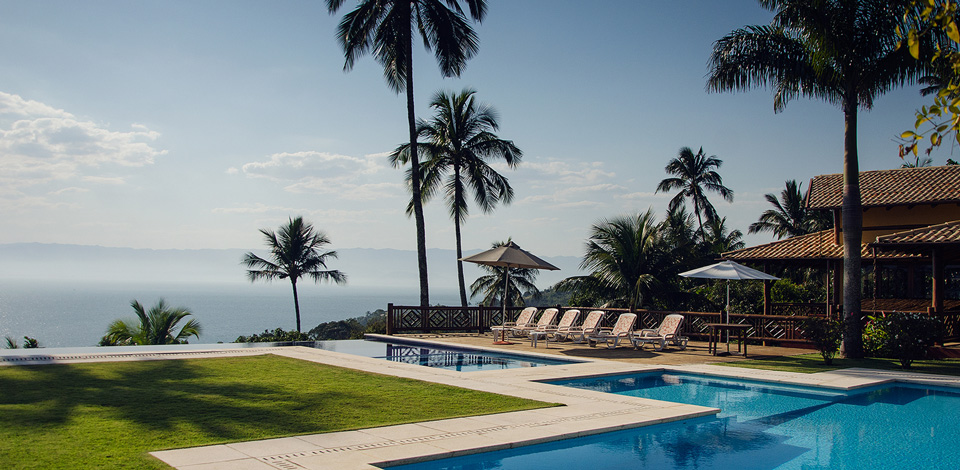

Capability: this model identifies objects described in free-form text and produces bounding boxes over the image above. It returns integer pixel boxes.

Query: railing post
[386,303,394,335]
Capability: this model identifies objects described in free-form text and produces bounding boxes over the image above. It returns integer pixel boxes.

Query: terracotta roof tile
[873,219,960,245]
[721,230,921,261]
[807,165,960,209]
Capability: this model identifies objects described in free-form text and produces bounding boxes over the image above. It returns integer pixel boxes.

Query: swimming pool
[389,372,960,469]
[312,339,576,371]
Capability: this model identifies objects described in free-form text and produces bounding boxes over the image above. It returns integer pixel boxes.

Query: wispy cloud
[0,92,165,189]
[237,150,402,200]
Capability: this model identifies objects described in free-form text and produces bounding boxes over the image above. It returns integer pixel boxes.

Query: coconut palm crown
[242,216,346,333]
[656,146,733,235]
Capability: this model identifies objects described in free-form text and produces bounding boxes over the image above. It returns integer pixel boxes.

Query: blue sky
[0,0,952,258]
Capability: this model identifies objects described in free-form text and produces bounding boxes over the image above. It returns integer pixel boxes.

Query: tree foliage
[391,88,521,307]
[242,216,346,333]
[101,299,201,346]
[656,146,733,235]
[749,180,831,239]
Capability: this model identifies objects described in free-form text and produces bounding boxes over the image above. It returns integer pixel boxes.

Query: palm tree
[242,216,347,333]
[469,240,539,308]
[707,0,938,357]
[326,0,487,307]
[749,180,830,239]
[702,216,746,255]
[656,147,734,236]
[391,88,522,307]
[556,210,678,312]
[101,299,201,346]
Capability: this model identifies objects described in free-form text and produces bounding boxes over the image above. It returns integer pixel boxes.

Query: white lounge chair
[490,307,537,342]
[588,313,637,349]
[544,309,580,342]
[554,310,605,343]
[513,307,559,337]
[630,314,688,351]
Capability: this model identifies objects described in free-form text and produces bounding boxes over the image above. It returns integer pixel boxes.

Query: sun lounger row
[491,308,688,350]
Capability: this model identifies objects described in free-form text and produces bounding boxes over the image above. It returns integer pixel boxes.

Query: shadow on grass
[721,353,960,376]
[0,356,347,440]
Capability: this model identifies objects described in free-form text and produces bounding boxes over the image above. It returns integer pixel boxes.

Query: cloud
[212,203,387,225]
[522,160,615,184]
[238,150,401,200]
[0,92,165,189]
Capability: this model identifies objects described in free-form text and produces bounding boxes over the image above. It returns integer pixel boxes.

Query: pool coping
[8,338,959,470]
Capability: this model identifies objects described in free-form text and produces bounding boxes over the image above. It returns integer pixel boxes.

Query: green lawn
[0,355,554,470]
[721,353,960,376]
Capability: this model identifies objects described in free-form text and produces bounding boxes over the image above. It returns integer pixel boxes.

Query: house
[722,165,960,341]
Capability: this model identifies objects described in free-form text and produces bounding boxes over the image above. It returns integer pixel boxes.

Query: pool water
[390,372,960,470]
[312,339,574,371]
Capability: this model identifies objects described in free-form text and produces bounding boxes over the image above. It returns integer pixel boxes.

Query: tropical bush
[865,311,940,368]
[3,336,39,349]
[235,328,311,343]
[801,317,843,365]
[100,299,201,346]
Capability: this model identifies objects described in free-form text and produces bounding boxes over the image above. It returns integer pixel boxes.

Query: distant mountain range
[0,243,583,292]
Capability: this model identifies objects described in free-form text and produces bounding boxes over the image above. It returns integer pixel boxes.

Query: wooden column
[932,247,944,314]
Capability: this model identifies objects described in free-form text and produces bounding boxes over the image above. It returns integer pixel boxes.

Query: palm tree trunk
[840,96,864,358]
[403,20,429,308]
[453,161,468,307]
[455,218,468,307]
[291,279,302,333]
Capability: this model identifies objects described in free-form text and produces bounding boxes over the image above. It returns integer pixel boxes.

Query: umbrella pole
[726,280,730,353]
[502,266,510,322]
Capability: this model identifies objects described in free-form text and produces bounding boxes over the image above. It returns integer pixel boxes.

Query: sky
[0,0,954,261]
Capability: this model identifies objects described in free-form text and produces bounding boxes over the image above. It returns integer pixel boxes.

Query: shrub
[801,317,843,365]
[235,328,311,343]
[862,314,891,357]
[870,311,940,369]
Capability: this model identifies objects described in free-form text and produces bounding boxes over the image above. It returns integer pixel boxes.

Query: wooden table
[707,323,750,356]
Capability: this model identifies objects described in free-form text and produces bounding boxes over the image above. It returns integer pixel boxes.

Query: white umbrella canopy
[679,260,780,281]
[680,260,779,333]
[460,241,559,322]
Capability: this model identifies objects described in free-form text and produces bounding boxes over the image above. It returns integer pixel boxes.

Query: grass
[0,354,554,470]
[720,353,960,376]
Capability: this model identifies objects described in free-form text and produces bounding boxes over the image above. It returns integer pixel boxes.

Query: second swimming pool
[388,372,960,469]
[312,339,576,371]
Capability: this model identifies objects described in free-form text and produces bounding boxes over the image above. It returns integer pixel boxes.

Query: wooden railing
[386,303,960,344]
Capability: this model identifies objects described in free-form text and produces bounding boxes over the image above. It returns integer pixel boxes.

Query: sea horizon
[0,279,461,348]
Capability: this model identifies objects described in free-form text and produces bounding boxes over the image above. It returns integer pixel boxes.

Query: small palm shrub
[801,317,843,365]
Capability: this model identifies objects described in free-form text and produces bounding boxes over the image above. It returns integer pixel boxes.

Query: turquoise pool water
[312,339,575,371]
[390,372,960,469]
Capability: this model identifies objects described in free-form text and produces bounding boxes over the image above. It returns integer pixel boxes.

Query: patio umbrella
[680,260,779,348]
[460,241,559,343]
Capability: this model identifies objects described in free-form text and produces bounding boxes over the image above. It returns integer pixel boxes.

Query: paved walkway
[6,338,960,469]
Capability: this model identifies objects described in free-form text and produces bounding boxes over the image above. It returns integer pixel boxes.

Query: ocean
[0,280,461,348]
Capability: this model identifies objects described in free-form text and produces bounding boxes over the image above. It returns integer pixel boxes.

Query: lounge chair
[543,309,580,342]
[630,314,689,351]
[490,307,537,342]
[588,313,637,349]
[554,310,605,343]
[513,307,559,337]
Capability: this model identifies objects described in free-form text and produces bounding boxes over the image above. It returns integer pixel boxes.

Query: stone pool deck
[6,337,959,469]
[148,337,960,470]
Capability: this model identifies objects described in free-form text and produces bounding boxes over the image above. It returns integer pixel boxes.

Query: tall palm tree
[556,210,678,312]
[749,180,830,239]
[391,88,522,307]
[327,0,487,307]
[242,216,347,333]
[469,240,539,307]
[101,299,201,346]
[707,0,938,357]
[656,147,734,236]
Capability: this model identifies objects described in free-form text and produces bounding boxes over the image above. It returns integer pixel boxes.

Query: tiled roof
[873,219,960,245]
[721,230,922,261]
[807,165,960,209]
